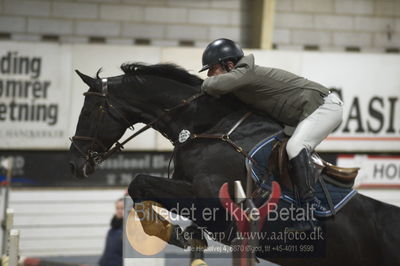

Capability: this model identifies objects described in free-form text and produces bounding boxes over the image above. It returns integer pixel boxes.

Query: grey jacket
[201,54,330,126]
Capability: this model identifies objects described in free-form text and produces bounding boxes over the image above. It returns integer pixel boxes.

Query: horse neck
[192,95,246,132]
[150,92,244,143]
[170,93,244,130]
[116,76,244,143]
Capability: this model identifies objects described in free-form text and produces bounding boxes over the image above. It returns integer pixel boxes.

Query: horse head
[69,70,137,179]
[69,63,244,179]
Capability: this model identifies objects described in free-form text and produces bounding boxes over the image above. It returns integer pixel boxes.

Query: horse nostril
[69,162,76,175]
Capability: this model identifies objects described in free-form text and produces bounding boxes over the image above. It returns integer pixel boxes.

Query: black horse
[69,63,400,266]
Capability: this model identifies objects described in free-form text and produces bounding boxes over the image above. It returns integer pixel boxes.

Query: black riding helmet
[199,38,244,72]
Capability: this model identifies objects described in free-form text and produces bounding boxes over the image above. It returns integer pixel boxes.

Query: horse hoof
[191,259,207,266]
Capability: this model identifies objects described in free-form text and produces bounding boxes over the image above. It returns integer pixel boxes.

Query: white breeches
[286,93,343,159]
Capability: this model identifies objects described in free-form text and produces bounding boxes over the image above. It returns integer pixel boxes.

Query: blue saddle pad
[245,134,357,218]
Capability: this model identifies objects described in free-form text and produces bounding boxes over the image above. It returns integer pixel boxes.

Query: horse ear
[75,70,97,88]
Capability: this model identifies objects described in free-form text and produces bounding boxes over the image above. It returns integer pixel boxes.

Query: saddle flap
[271,139,359,186]
[253,137,358,218]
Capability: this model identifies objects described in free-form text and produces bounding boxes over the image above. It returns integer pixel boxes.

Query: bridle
[70,78,205,167]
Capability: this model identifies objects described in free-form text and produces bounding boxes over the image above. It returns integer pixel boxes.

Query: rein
[70,78,205,166]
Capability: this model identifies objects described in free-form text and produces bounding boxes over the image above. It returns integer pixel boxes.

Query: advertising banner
[0,151,171,187]
[0,43,72,149]
[2,150,399,189]
[302,53,400,152]
[337,154,400,188]
[1,43,399,152]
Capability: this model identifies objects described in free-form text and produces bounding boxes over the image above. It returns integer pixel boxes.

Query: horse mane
[121,62,203,86]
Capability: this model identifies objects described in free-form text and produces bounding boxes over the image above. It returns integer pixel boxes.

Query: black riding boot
[288,148,316,232]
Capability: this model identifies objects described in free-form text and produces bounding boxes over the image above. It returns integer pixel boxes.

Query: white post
[8,229,19,266]
[1,157,13,255]
[5,209,14,232]
[0,187,4,255]
[4,208,15,258]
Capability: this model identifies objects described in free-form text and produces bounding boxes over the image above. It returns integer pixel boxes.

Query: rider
[199,38,343,231]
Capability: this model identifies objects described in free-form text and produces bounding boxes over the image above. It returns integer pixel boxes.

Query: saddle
[268,138,360,190]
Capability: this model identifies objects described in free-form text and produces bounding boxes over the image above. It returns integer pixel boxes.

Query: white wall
[274,0,400,52]
[8,188,125,257]
[0,0,248,47]
[1,0,399,52]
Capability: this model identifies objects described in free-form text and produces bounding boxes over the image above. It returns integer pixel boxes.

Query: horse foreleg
[128,174,207,249]
[133,200,175,242]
